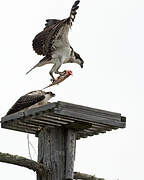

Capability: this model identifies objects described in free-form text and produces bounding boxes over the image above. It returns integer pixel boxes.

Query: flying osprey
[26,0,84,81]
[6,91,55,115]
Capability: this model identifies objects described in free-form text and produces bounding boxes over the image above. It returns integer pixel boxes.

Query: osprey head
[28,90,55,98]
[73,51,84,68]
[44,91,55,103]
[45,91,55,97]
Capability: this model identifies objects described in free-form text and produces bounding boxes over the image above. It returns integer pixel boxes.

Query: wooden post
[65,129,76,180]
[37,127,76,180]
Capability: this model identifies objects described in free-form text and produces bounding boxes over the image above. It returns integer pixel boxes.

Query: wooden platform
[1,101,126,139]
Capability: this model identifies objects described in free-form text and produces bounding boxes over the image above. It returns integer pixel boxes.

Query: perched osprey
[6,91,55,115]
[26,0,84,81]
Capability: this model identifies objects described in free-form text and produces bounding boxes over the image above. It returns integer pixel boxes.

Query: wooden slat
[57,101,121,120]
[2,120,37,131]
[29,118,62,127]
[24,102,57,117]
[64,122,92,131]
[9,121,39,132]
[42,114,74,123]
[53,109,125,128]
[1,112,24,122]
[38,115,68,125]
[90,124,112,131]
[46,113,116,129]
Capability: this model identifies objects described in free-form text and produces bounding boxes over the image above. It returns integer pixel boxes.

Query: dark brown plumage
[32,19,66,57]
[32,1,80,57]
[6,91,55,115]
[7,94,44,115]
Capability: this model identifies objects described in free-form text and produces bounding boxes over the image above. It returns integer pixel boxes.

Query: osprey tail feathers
[26,57,48,75]
[69,0,80,24]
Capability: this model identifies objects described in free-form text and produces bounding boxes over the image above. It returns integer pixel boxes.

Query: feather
[6,94,45,115]
[32,1,80,57]
[45,19,60,29]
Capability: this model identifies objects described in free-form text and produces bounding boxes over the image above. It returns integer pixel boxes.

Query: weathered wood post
[37,127,76,180]
[1,101,126,180]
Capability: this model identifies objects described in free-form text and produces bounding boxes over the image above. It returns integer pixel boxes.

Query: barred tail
[26,57,48,75]
[26,64,38,75]
[69,0,80,24]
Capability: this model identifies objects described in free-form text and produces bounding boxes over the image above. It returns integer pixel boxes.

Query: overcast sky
[0,0,144,180]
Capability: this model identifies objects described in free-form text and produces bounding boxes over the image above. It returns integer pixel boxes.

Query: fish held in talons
[42,70,73,90]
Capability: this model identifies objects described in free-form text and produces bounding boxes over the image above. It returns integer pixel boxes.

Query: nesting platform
[1,101,126,139]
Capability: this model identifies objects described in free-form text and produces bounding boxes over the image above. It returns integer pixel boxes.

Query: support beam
[65,129,76,179]
[37,127,76,180]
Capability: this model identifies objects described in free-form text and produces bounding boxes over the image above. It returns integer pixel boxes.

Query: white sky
[0,0,144,180]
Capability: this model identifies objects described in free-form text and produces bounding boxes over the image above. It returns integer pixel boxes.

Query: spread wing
[44,19,60,29]
[6,94,45,115]
[32,20,60,56]
[32,0,80,56]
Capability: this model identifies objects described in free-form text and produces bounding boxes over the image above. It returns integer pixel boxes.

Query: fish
[42,70,73,89]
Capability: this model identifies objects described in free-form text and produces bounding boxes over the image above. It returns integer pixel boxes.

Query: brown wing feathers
[44,19,60,29]
[32,24,56,56]
[69,0,80,23]
[32,1,80,57]
[6,94,45,115]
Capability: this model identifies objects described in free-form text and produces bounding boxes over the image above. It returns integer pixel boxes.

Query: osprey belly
[52,46,72,63]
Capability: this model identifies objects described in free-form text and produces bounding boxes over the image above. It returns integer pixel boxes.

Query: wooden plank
[76,131,99,139]
[9,121,39,132]
[52,114,114,128]
[76,132,89,138]
[83,128,106,134]
[1,103,56,122]
[64,122,92,131]
[79,130,94,137]
[42,114,74,123]
[46,113,117,130]
[31,117,62,127]
[24,102,57,117]
[2,120,37,131]
[53,109,125,128]
[38,115,68,125]
[57,101,122,120]
[56,107,121,122]
[91,124,112,131]
[1,112,24,122]
[82,128,103,134]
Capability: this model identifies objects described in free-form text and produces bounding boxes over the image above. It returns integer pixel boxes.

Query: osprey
[26,0,84,81]
[6,90,55,115]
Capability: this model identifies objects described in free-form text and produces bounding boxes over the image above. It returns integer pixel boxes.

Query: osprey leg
[49,61,62,81]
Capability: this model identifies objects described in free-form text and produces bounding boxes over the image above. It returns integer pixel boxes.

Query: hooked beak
[46,91,55,97]
[51,92,55,97]
[80,63,84,68]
